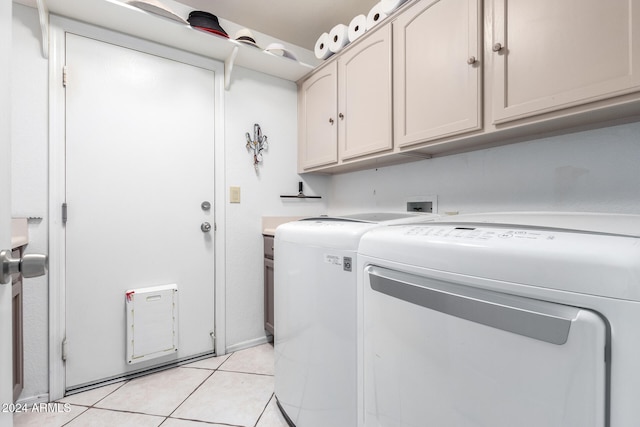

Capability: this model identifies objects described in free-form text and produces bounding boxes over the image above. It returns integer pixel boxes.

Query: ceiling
[175,0,379,50]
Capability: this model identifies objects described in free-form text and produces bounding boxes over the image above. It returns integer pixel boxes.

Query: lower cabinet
[12,247,24,402]
[263,235,275,336]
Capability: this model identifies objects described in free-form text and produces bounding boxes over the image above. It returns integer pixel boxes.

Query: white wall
[224,67,328,349]
[11,3,49,401]
[328,122,640,216]
[10,3,329,402]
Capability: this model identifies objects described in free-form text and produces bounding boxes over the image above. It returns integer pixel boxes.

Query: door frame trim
[48,15,227,400]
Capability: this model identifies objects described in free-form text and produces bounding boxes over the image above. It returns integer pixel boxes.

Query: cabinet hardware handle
[329,118,334,125]
[492,43,503,52]
[339,113,344,120]
[467,56,477,64]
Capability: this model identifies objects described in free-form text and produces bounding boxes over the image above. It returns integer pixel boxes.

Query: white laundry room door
[64,33,216,389]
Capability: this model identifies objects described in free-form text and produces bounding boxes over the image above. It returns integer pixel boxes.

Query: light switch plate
[230,186,241,203]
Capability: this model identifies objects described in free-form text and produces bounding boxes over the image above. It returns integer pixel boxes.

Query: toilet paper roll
[314,32,333,60]
[380,0,409,15]
[366,2,388,30]
[348,14,368,42]
[328,24,350,53]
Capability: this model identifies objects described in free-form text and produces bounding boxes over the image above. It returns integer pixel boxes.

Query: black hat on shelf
[188,11,229,38]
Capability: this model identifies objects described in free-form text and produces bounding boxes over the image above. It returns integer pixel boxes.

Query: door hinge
[62,202,68,225]
[62,66,68,87]
[62,338,67,362]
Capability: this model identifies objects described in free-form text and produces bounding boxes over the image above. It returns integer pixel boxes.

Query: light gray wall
[10,4,329,402]
[223,67,329,349]
[327,122,640,216]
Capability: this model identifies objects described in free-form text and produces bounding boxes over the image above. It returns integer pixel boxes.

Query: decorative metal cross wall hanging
[246,123,268,171]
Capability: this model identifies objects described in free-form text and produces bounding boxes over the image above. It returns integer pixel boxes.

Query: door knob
[0,250,48,285]
[201,222,212,233]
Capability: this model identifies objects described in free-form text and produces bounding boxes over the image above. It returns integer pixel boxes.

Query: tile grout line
[59,379,131,426]
[59,366,219,425]
[49,346,277,427]
[252,392,276,427]
[164,368,216,420]
[217,369,274,377]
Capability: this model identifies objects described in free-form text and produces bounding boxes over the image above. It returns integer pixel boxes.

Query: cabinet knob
[339,113,345,120]
[492,43,503,52]
[329,117,334,125]
[467,56,477,65]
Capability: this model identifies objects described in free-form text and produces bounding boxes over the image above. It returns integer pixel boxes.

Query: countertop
[11,218,29,249]
[262,216,305,236]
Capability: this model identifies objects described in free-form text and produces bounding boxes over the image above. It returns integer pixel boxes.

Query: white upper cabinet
[490,0,640,123]
[298,25,393,171]
[393,0,482,147]
[298,62,339,170]
[338,25,394,160]
[298,0,640,173]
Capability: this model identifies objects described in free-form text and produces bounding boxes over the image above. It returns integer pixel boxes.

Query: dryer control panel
[403,225,557,242]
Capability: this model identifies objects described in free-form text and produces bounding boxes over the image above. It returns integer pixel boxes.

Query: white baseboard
[17,393,50,406]
[225,335,272,354]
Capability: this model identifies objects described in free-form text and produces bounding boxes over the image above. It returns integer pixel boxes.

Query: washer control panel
[403,226,557,242]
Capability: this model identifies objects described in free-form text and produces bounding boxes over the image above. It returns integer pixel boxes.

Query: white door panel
[65,33,215,388]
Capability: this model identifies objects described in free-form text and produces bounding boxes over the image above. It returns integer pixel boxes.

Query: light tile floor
[14,343,289,427]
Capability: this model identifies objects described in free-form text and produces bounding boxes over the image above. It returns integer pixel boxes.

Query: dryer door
[363,266,608,427]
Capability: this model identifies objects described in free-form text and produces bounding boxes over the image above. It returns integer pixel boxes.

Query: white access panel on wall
[126,284,178,364]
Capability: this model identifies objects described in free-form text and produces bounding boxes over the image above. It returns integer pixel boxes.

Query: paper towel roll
[366,2,388,30]
[380,0,409,14]
[329,24,350,53]
[314,32,333,60]
[348,14,368,43]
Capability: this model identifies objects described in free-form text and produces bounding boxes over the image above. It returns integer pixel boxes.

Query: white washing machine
[357,212,640,427]
[274,213,438,427]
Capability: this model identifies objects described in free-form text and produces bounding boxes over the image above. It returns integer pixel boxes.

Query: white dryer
[274,213,437,427]
[358,212,640,427]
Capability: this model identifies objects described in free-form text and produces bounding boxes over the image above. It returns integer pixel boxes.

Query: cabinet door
[298,62,338,170]
[491,0,640,123]
[394,0,482,147]
[338,25,393,160]
[264,258,274,336]
[12,248,23,402]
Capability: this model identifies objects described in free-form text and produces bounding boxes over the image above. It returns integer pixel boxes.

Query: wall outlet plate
[406,195,437,213]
